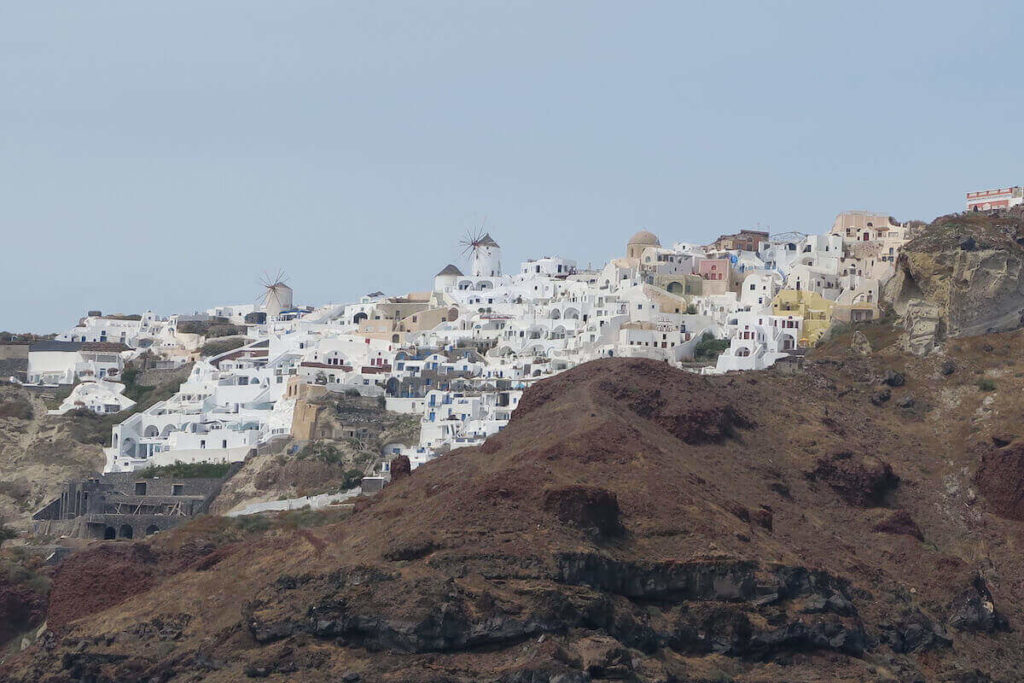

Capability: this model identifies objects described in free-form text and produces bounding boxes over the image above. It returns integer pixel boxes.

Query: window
[135,482,147,495]
[172,484,184,496]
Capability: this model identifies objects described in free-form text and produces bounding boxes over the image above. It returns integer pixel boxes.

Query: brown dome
[628,230,661,247]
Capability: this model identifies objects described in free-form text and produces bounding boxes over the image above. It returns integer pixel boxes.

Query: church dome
[628,230,661,247]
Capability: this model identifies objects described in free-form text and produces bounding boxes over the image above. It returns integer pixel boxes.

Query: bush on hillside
[0,523,17,548]
[200,338,247,358]
[0,398,33,421]
[693,332,730,362]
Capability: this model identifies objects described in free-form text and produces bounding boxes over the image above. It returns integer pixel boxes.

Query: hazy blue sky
[3,2,1022,332]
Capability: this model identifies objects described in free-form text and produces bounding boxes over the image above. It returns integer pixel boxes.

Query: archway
[119,524,134,539]
[145,525,160,536]
[353,312,368,324]
[667,281,683,295]
[104,526,116,540]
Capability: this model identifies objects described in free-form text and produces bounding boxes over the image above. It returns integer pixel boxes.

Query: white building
[966,186,1023,212]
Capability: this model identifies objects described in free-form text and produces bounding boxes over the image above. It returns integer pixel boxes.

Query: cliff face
[886,208,1024,354]
[0,385,105,529]
[8,347,1024,681]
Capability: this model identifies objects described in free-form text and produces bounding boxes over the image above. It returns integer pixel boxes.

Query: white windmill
[259,270,293,317]
[459,226,502,278]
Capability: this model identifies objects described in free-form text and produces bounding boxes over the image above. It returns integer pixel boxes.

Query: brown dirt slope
[6,343,1024,681]
[0,385,104,529]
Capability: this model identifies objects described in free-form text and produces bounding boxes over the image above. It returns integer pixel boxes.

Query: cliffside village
[10,209,920,487]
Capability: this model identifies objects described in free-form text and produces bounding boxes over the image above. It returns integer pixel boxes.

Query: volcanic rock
[4,357,1021,681]
[810,452,899,507]
[886,208,1024,353]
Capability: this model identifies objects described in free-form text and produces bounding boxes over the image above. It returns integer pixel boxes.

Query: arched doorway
[667,281,683,295]
[145,525,159,536]
[119,524,134,539]
[104,526,116,540]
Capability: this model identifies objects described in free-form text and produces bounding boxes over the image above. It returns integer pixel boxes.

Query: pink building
[698,259,730,281]
[966,187,1023,212]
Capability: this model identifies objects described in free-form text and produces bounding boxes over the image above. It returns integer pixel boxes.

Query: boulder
[948,576,1008,633]
[850,331,872,356]
[882,370,906,387]
[882,611,952,653]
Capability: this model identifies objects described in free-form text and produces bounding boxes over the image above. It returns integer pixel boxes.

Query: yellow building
[771,289,834,346]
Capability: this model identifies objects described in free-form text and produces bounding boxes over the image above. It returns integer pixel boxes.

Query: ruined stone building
[32,470,234,540]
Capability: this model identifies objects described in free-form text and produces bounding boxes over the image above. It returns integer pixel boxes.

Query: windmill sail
[259,270,293,316]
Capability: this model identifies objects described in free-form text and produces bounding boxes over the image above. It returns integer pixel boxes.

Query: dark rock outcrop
[881,611,952,653]
[883,370,906,387]
[810,453,899,507]
[872,509,924,540]
[948,576,1008,633]
[870,388,892,406]
[389,455,411,482]
[543,486,623,538]
[0,576,47,646]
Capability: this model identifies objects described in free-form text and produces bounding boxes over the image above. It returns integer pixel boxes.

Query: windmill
[259,270,293,317]
[457,220,501,277]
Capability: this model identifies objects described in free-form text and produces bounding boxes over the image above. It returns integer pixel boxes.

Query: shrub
[0,523,17,547]
[978,378,997,392]
[685,303,698,315]
[200,338,247,358]
[298,441,342,465]
[693,333,731,362]
[342,469,364,490]
[140,461,233,479]
[207,324,246,338]
[0,398,33,420]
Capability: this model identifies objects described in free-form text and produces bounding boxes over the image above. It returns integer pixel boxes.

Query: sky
[2,1,1022,332]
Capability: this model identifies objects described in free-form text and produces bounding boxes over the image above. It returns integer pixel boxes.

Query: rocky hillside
[7,335,1024,681]
[209,393,420,514]
[886,207,1024,354]
[0,385,105,530]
